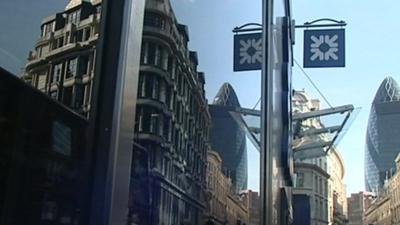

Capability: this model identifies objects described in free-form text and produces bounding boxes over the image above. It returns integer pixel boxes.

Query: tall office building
[365,77,400,192]
[209,83,247,193]
[24,0,211,224]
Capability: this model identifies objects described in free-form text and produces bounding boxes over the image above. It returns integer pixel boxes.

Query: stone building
[205,150,230,225]
[328,149,348,225]
[364,195,390,225]
[23,0,212,224]
[24,0,102,118]
[347,192,375,225]
[240,190,260,225]
[205,150,249,225]
[226,194,249,225]
[293,161,330,225]
[292,90,348,225]
[365,153,400,225]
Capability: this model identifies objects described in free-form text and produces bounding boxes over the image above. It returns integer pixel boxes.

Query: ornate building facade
[23,0,211,224]
[347,191,374,225]
[131,0,211,224]
[205,150,249,225]
[240,190,260,225]
[365,153,400,225]
[24,0,102,118]
[293,90,348,225]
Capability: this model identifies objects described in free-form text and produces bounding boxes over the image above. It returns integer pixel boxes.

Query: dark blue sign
[233,32,262,71]
[303,29,345,68]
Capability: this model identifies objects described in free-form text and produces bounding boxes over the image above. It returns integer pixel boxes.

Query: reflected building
[293,90,348,225]
[24,0,102,118]
[0,68,91,225]
[365,77,400,192]
[205,151,249,225]
[209,83,247,193]
[347,191,374,225]
[132,0,211,224]
[23,0,211,224]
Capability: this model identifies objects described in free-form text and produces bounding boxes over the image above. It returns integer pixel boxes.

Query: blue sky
[2,0,400,196]
[170,0,400,195]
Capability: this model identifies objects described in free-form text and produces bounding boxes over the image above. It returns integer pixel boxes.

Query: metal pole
[88,0,145,224]
[110,0,145,224]
[260,0,273,225]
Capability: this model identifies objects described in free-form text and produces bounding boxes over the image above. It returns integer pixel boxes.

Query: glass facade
[209,83,248,193]
[365,77,400,192]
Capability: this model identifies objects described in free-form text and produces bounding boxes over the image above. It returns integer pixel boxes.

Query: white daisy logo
[310,34,339,61]
[239,38,262,65]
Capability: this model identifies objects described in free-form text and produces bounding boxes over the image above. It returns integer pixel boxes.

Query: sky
[1,0,400,196]
[168,0,400,195]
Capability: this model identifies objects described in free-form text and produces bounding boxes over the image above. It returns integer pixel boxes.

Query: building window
[37,75,47,90]
[163,117,171,141]
[141,107,151,132]
[319,178,322,194]
[84,83,91,106]
[159,80,166,103]
[62,86,73,107]
[162,49,169,70]
[150,111,159,134]
[54,36,64,49]
[83,27,91,41]
[52,63,63,83]
[141,42,149,64]
[67,9,81,24]
[138,74,145,97]
[66,58,78,79]
[77,55,89,76]
[42,21,55,37]
[144,12,165,29]
[297,172,304,187]
[79,55,89,76]
[74,85,84,109]
[168,56,176,78]
[165,86,171,107]
[152,76,159,100]
[147,43,156,65]
[74,30,83,42]
[314,175,318,191]
[155,45,161,67]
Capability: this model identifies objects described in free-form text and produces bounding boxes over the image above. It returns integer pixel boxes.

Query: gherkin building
[209,83,248,193]
[365,77,400,192]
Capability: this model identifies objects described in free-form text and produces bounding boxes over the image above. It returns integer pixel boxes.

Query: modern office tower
[24,0,102,118]
[24,0,211,224]
[209,83,248,193]
[365,77,400,192]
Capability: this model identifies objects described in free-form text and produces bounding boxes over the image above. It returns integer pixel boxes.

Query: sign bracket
[232,18,347,34]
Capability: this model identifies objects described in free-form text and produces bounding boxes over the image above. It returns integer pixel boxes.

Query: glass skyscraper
[209,83,248,193]
[365,77,400,192]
